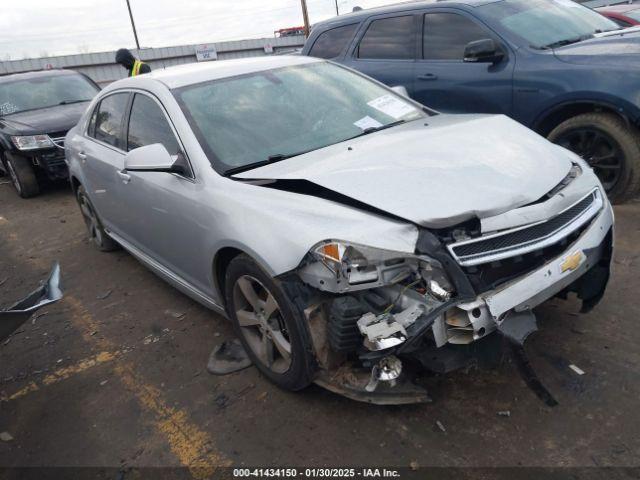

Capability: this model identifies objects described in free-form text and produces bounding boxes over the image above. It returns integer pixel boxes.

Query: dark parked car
[0,69,99,198]
[596,4,640,27]
[303,0,640,203]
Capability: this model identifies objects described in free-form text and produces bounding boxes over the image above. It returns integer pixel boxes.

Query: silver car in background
[65,56,613,404]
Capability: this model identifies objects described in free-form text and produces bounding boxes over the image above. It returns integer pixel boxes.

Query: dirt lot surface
[0,180,639,477]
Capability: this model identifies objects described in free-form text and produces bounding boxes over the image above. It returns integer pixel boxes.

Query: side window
[127,94,180,156]
[87,106,98,138]
[423,13,494,61]
[309,24,358,59]
[358,16,415,60]
[91,93,129,148]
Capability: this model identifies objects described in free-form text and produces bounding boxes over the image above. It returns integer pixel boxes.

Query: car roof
[112,55,322,90]
[596,4,640,13]
[0,69,78,84]
[311,0,501,29]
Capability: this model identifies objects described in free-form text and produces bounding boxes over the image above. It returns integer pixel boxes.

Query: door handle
[78,151,87,161]
[418,73,438,81]
[117,170,131,184]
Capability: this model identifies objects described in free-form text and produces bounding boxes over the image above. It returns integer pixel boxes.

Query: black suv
[0,69,99,198]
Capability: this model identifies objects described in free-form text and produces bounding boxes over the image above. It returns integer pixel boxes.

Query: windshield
[479,0,620,49]
[173,61,425,174]
[0,74,99,116]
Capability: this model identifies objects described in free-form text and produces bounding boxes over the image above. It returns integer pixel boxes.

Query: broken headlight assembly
[11,135,55,151]
[297,240,455,301]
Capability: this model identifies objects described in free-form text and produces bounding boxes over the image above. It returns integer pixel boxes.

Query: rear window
[309,24,358,59]
[358,16,415,60]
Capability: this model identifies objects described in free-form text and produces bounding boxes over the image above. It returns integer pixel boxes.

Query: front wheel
[224,254,316,391]
[548,112,640,204]
[4,153,39,198]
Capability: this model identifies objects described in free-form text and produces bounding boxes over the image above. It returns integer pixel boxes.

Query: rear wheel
[76,185,119,251]
[548,112,640,203]
[4,153,39,198]
[224,254,315,391]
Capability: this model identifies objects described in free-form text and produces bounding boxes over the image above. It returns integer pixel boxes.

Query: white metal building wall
[0,36,305,85]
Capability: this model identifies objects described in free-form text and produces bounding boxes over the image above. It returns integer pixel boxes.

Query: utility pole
[334,0,339,15]
[301,0,311,37]
[125,0,141,50]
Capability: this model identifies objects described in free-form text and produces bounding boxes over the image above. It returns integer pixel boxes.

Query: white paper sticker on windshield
[368,94,417,120]
[354,116,383,131]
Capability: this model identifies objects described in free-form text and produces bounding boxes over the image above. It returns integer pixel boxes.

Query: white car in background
[65,56,613,404]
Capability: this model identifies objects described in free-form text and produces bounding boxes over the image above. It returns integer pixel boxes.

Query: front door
[413,10,515,115]
[116,92,209,293]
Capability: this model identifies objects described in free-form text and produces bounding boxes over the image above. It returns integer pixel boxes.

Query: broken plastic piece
[0,263,62,342]
[357,312,406,351]
[365,355,402,392]
[497,310,538,345]
[569,364,585,376]
[206,338,252,375]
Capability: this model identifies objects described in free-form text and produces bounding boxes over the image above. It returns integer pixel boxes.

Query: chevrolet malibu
[65,56,613,403]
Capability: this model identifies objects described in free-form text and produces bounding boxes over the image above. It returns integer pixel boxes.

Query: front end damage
[290,182,614,405]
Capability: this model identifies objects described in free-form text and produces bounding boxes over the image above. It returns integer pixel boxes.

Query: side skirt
[106,231,227,318]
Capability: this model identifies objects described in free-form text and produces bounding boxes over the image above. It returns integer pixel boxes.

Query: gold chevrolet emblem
[560,251,583,273]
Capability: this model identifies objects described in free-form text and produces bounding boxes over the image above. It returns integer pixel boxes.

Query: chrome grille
[448,189,603,267]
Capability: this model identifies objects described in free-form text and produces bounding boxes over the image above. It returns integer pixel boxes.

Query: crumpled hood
[554,29,640,66]
[235,115,573,229]
[0,101,89,135]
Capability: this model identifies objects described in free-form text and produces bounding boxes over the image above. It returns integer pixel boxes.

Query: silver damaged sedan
[66,56,613,404]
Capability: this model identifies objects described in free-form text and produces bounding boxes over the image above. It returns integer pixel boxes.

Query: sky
[0,0,410,60]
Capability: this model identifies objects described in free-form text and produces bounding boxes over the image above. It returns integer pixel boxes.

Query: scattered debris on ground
[569,364,586,376]
[207,339,252,375]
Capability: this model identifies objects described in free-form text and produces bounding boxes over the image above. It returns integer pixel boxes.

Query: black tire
[4,152,39,198]
[548,112,640,204]
[76,185,119,252]
[224,254,316,391]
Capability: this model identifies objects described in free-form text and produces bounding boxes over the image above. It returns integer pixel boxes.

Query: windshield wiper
[58,99,90,106]
[539,34,593,50]
[224,148,316,177]
[348,120,406,140]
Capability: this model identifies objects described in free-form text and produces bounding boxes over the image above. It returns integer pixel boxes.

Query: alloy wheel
[232,275,292,374]
[556,127,623,193]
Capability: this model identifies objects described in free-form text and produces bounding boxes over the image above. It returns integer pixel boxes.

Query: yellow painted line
[4,350,119,401]
[42,350,118,385]
[64,296,231,476]
[2,234,231,474]
[116,362,231,477]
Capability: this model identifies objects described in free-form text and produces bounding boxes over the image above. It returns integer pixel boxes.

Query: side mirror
[390,85,409,97]
[124,143,185,175]
[464,39,504,64]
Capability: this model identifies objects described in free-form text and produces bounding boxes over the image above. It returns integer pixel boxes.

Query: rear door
[413,9,515,114]
[81,92,131,234]
[342,13,419,96]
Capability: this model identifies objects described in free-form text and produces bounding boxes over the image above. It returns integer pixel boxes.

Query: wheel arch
[70,175,82,195]
[212,246,245,311]
[533,100,635,137]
